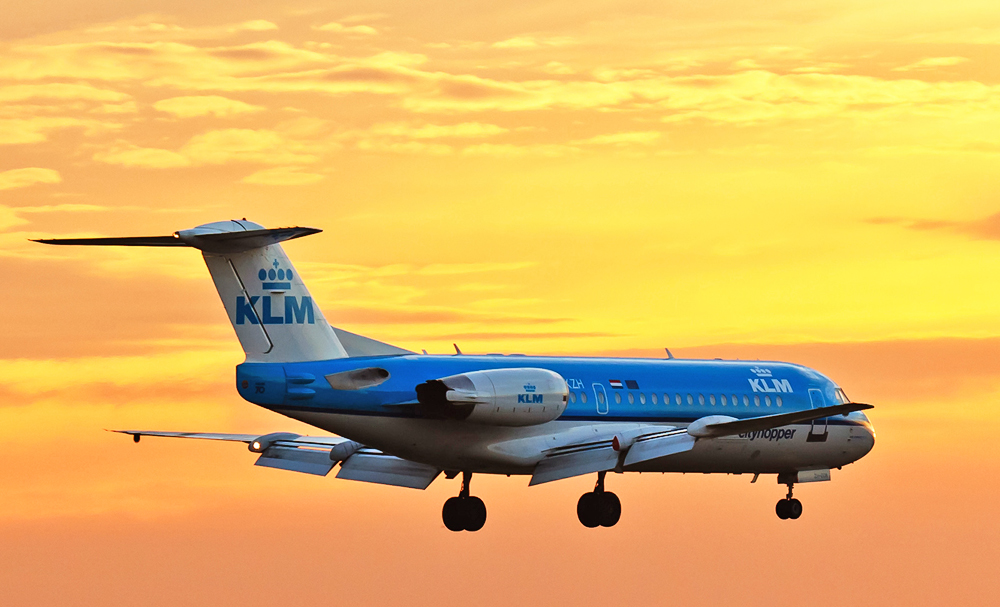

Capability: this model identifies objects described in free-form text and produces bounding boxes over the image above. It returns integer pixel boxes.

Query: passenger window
[743,395,749,406]
[651,392,658,405]
[709,394,716,406]
[687,394,693,405]
[615,393,622,404]
[721,394,727,406]
[754,395,760,406]
[628,393,635,405]
[597,391,604,405]
[675,393,682,405]
[639,392,646,405]
[732,394,738,407]
[776,395,782,407]
[765,395,771,407]
[698,394,705,405]
[581,391,588,404]
[569,392,576,404]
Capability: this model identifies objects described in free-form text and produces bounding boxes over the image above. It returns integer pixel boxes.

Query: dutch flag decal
[609,379,623,389]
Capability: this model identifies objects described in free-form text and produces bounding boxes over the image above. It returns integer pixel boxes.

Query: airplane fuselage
[236,354,876,476]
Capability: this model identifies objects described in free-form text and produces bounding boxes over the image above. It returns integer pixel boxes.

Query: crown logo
[523,383,536,393]
[258,259,293,290]
[750,366,772,377]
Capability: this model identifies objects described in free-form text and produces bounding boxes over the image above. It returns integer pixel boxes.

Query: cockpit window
[835,388,851,404]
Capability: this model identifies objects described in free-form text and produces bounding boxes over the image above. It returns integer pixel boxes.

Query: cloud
[541,61,576,75]
[180,128,319,165]
[15,204,107,212]
[241,166,324,186]
[229,20,278,33]
[0,83,129,103]
[867,213,1000,241]
[492,36,575,49]
[0,168,61,190]
[315,22,377,35]
[368,122,508,139]
[572,131,661,145]
[93,144,192,168]
[154,95,264,118]
[0,117,121,145]
[893,57,969,72]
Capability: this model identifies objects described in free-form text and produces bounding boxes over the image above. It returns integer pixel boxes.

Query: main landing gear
[577,471,621,528]
[442,471,487,532]
[775,482,803,520]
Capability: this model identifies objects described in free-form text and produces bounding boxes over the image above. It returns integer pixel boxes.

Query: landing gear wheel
[577,492,600,528]
[465,496,487,531]
[787,498,802,520]
[597,492,621,527]
[443,496,466,531]
[776,499,790,520]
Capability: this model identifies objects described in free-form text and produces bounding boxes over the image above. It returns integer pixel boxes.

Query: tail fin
[36,219,411,362]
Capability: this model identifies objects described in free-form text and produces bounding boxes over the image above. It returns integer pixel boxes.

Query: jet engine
[415,368,568,426]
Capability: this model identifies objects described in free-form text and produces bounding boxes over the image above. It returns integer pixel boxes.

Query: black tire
[465,496,487,532]
[787,498,803,520]
[577,492,600,528]
[775,499,790,520]
[597,492,622,527]
[443,496,466,532]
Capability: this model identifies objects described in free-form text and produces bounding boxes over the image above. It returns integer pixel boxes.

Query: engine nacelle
[415,368,568,426]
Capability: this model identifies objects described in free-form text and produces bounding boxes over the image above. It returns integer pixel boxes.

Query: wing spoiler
[687,402,874,438]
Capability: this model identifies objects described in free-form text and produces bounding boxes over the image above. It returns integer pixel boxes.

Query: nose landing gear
[442,471,487,532]
[775,482,802,520]
[577,471,621,528]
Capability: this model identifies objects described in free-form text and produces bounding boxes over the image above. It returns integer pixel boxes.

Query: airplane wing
[529,403,873,485]
[686,402,874,438]
[113,430,440,488]
[529,427,696,486]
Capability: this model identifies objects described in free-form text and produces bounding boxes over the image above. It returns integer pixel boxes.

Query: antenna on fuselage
[664,348,675,359]
[453,343,463,355]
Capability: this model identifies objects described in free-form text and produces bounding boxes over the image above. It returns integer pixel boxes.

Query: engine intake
[416,368,568,426]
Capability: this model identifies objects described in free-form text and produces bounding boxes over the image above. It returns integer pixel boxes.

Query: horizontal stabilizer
[336,451,440,489]
[34,226,320,254]
[688,402,874,438]
[34,235,186,247]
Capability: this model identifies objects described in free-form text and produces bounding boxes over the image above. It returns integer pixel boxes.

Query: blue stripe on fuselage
[236,354,850,424]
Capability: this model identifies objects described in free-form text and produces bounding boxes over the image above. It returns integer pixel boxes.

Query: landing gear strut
[775,483,803,520]
[577,471,621,528]
[442,471,487,532]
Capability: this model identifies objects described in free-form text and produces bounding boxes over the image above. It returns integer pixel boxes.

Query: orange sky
[2,1,1000,605]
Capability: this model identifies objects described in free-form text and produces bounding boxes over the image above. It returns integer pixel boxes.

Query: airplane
[37,219,875,531]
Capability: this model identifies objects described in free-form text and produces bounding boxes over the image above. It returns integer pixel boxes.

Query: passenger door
[807,388,828,442]
[592,383,608,415]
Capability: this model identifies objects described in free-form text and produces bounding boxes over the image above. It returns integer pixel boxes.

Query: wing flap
[529,443,619,486]
[623,430,696,466]
[336,451,440,489]
[254,445,335,476]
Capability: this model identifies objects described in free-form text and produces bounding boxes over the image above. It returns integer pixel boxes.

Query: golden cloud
[315,22,378,35]
[0,167,61,190]
[180,128,319,165]
[241,166,324,186]
[93,144,192,168]
[154,95,264,118]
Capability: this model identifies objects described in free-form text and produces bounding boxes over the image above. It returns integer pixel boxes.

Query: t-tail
[35,220,411,363]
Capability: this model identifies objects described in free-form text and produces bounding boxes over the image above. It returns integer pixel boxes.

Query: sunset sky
[2,1,1000,605]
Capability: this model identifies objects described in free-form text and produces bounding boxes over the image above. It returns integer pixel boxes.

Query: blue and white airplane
[39,220,875,531]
